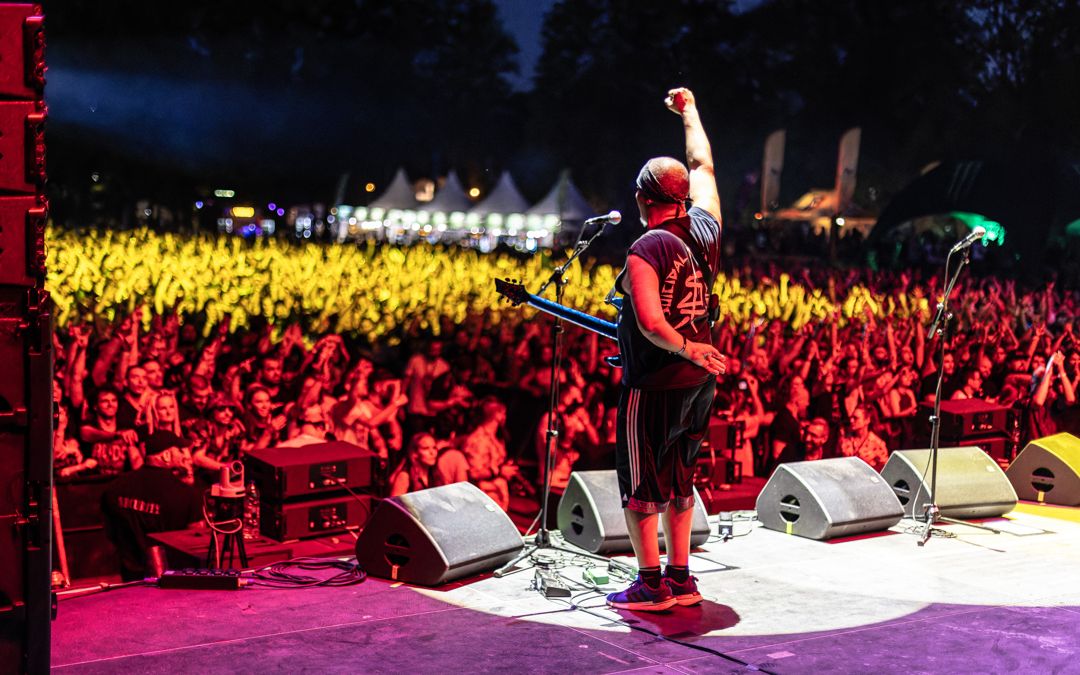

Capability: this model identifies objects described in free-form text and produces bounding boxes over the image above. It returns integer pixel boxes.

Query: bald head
[636,157,690,205]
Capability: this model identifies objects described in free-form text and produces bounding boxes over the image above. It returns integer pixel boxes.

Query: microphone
[950,225,986,253]
[583,210,622,228]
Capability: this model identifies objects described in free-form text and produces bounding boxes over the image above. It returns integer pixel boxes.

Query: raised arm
[1055,352,1076,405]
[65,326,90,410]
[666,88,721,221]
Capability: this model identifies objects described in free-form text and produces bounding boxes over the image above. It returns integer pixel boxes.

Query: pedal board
[158,568,243,590]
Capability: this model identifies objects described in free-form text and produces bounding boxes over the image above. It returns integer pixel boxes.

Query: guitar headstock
[494,278,529,306]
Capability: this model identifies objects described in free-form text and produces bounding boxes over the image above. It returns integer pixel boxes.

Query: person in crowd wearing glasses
[606,88,725,612]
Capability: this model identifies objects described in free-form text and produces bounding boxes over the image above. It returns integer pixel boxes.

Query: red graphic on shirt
[659,253,708,330]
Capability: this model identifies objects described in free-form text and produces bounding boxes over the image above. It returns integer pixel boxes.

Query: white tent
[526,169,595,222]
[418,170,472,213]
[369,168,418,210]
[469,171,530,217]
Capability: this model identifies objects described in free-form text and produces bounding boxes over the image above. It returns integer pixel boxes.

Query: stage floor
[52,504,1080,674]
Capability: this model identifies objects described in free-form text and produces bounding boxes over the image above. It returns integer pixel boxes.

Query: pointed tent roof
[526,170,595,221]
[418,170,473,212]
[369,168,418,210]
[469,171,530,216]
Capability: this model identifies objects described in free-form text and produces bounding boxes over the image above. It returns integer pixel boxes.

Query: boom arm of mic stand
[536,224,608,298]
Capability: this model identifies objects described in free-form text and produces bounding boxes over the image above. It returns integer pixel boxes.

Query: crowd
[49,228,1080,525]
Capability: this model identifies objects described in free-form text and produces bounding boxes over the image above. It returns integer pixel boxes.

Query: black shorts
[615,379,715,513]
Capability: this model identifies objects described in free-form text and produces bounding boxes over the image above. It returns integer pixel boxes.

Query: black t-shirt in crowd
[769,407,803,472]
[102,466,203,579]
[615,207,721,390]
[116,396,147,434]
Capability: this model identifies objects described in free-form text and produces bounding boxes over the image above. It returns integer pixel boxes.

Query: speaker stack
[245,441,378,541]
[555,470,711,554]
[917,399,1012,463]
[0,5,51,672]
[354,482,523,586]
[1006,433,1080,506]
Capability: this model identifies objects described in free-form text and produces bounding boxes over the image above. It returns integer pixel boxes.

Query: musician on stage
[606,87,726,611]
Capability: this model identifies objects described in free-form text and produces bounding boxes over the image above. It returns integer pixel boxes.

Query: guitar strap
[658,217,712,287]
[658,218,721,325]
[608,215,720,325]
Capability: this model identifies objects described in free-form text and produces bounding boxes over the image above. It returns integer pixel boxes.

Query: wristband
[673,335,687,356]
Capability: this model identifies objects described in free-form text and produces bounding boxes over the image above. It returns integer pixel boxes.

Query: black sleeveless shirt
[615,206,721,390]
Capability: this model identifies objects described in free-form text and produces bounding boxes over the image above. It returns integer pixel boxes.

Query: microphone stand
[495,222,635,579]
[917,244,1003,545]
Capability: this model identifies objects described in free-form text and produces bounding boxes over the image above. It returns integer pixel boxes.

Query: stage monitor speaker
[556,470,710,554]
[1006,433,1080,506]
[756,457,903,540]
[354,482,523,586]
[881,446,1017,519]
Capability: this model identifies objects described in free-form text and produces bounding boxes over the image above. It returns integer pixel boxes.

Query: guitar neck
[523,293,618,341]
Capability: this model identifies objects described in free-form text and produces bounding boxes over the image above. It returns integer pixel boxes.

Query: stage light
[951,212,1005,246]
[268,202,277,211]
[214,189,236,198]
[835,217,845,227]
[468,187,481,198]
[365,182,376,193]
[276,208,285,217]
[231,206,255,218]
[195,201,204,209]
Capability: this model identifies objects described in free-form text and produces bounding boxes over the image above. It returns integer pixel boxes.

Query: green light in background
[949,211,1005,246]
[1065,218,1080,237]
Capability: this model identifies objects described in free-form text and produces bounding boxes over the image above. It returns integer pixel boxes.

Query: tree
[529,1,742,208]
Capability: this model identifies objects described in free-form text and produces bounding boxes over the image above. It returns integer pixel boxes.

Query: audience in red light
[52,260,1080,521]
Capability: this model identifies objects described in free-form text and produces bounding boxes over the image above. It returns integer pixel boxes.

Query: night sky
[39,0,1080,249]
[44,1,558,201]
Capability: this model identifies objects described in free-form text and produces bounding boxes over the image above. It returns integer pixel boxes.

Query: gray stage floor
[52,504,1080,674]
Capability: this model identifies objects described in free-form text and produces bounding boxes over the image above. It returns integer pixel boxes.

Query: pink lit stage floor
[52,507,1080,674]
